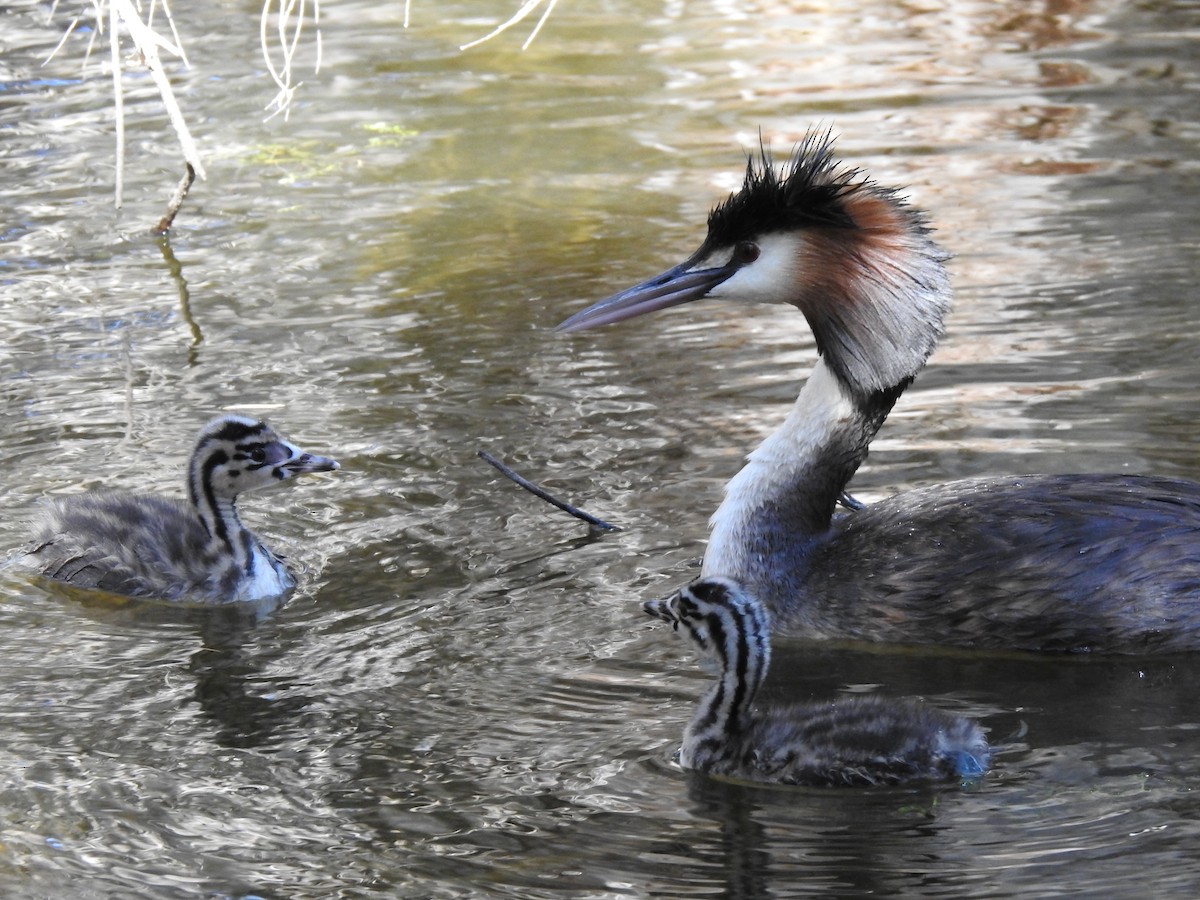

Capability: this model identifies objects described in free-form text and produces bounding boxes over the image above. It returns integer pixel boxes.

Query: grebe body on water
[560,132,1200,653]
[26,414,338,602]
[644,577,990,786]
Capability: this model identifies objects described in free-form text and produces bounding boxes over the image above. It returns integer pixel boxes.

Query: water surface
[2,0,1200,896]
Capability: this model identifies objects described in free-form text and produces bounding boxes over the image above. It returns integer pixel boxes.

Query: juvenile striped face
[645,586,710,652]
[190,415,339,501]
[648,578,768,672]
[644,576,751,659]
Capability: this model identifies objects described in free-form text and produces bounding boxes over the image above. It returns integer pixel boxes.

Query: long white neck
[704,358,887,581]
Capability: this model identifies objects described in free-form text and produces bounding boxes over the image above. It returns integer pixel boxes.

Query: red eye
[735,241,760,264]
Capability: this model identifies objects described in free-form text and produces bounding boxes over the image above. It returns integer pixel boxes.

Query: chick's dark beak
[283,452,339,475]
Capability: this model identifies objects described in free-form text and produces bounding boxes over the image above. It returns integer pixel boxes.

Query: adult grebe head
[558,131,951,400]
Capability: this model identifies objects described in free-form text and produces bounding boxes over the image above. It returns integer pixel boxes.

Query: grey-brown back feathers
[647,577,990,786]
[26,414,338,603]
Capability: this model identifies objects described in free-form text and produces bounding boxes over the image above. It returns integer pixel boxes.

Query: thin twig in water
[43,13,80,64]
[261,0,322,121]
[108,1,124,207]
[153,0,191,68]
[48,1,204,207]
[154,162,196,234]
[479,450,622,533]
[116,0,206,180]
[460,0,560,51]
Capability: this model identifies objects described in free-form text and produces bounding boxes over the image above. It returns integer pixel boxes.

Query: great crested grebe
[560,131,1200,653]
[645,577,990,785]
[26,414,338,602]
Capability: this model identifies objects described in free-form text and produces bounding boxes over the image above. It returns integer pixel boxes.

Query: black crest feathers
[704,131,865,249]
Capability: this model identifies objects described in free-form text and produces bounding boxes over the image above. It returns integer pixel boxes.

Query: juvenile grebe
[26,414,338,602]
[560,131,1200,653]
[645,577,990,785]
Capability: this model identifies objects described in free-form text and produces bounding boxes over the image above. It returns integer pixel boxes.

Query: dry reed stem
[261,0,323,122]
[460,0,560,51]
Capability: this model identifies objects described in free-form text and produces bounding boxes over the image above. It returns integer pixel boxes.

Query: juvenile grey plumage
[562,131,1200,653]
[26,414,338,602]
[644,576,991,786]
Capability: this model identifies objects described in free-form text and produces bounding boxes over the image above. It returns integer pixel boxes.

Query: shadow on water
[765,637,1200,754]
[23,577,316,752]
[681,772,970,899]
[186,604,316,750]
[153,234,204,367]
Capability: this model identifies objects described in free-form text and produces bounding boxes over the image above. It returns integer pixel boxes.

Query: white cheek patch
[707,233,799,304]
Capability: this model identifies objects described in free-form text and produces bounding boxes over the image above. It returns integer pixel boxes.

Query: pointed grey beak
[283,452,339,475]
[557,257,737,333]
[643,594,676,623]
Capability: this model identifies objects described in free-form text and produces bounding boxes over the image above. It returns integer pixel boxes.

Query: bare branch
[460,0,560,52]
[116,0,206,181]
[42,14,81,64]
[261,0,322,122]
[154,162,196,234]
[479,450,622,534]
[109,1,123,207]
[155,0,191,68]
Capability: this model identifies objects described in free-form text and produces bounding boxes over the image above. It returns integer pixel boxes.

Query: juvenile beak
[283,452,339,475]
[643,594,676,623]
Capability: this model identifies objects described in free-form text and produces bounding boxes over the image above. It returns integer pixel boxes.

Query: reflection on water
[2,0,1200,895]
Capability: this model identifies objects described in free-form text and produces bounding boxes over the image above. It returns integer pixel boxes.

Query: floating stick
[478,450,622,533]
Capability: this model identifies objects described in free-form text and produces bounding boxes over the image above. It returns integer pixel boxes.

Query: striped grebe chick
[561,131,1200,653]
[26,414,338,602]
[645,577,990,786]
